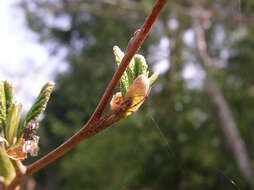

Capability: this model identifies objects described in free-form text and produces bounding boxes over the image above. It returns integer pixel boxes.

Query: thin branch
[7,99,131,190]
[5,161,26,190]
[29,0,168,175]
[89,0,169,122]
[11,161,26,178]
[6,0,168,189]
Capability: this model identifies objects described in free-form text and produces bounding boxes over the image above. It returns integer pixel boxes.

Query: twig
[89,0,168,122]
[11,161,26,178]
[7,0,168,188]
[7,99,132,190]
[27,0,168,173]
[5,161,26,190]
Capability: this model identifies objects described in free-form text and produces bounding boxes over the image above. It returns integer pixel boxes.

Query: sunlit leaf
[0,81,7,127]
[5,103,22,145]
[3,81,14,114]
[24,81,55,125]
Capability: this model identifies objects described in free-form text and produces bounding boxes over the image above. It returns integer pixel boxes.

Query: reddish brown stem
[5,161,26,190]
[11,161,26,178]
[89,0,168,122]
[7,99,132,190]
[28,0,168,174]
[26,100,132,176]
[6,0,168,189]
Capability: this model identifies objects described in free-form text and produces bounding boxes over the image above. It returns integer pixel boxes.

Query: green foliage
[3,81,14,116]
[0,81,7,127]
[0,80,54,186]
[5,103,22,145]
[134,55,148,77]
[20,0,254,189]
[0,80,54,153]
[113,46,156,97]
[0,148,15,185]
[24,81,55,125]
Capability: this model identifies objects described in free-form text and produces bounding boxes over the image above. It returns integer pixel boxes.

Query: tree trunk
[193,13,254,185]
[205,76,254,185]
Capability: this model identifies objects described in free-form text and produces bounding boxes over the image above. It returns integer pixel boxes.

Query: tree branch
[89,0,169,122]
[11,161,26,179]
[7,161,26,190]
[7,99,132,190]
[6,0,169,189]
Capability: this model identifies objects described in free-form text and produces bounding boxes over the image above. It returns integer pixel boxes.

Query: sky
[0,0,67,110]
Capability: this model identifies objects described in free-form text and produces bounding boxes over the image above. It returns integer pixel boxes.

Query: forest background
[2,0,254,189]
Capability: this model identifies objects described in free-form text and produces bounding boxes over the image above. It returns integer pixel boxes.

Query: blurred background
[1,0,254,189]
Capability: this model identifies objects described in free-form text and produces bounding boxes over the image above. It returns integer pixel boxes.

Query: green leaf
[0,148,15,185]
[126,66,135,85]
[24,81,55,125]
[134,55,148,78]
[113,46,158,96]
[149,72,159,85]
[113,45,124,65]
[119,75,129,96]
[6,103,22,145]
[3,81,14,115]
[0,81,7,127]
[113,46,130,96]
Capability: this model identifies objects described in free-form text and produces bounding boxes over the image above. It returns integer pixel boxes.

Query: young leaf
[6,103,22,145]
[124,75,150,116]
[0,81,7,126]
[111,45,159,118]
[0,148,16,185]
[3,81,14,114]
[134,54,148,78]
[24,81,55,125]
[113,45,124,65]
[113,46,130,95]
[149,72,159,85]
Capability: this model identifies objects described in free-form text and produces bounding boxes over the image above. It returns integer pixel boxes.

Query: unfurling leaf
[0,81,7,127]
[149,72,159,85]
[5,103,22,145]
[111,45,159,118]
[0,80,54,161]
[3,81,14,114]
[113,46,130,95]
[110,75,150,117]
[110,92,124,111]
[124,75,150,116]
[113,46,124,65]
[24,81,55,124]
[134,55,148,77]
